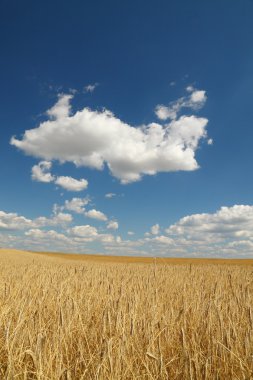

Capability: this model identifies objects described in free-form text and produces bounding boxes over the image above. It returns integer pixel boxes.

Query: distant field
[34,249,253,265]
[0,249,252,379]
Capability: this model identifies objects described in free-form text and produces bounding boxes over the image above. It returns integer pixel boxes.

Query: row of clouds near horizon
[1,86,252,257]
[1,204,253,257]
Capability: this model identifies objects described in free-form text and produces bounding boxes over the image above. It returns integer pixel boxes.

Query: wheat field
[0,249,252,379]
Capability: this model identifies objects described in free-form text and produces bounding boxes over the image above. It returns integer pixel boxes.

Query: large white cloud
[11,93,209,184]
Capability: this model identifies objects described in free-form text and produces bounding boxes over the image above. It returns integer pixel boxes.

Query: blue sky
[1,0,253,257]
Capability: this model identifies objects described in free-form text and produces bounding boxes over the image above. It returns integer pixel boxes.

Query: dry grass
[0,249,253,379]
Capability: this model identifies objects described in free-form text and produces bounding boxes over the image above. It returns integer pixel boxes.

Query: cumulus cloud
[55,176,88,191]
[150,223,160,235]
[164,205,253,256]
[155,88,207,121]
[31,161,54,183]
[70,225,98,237]
[35,212,73,227]
[0,210,72,230]
[31,160,88,192]
[107,221,119,230]
[69,224,114,243]
[85,209,107,221]
[62,197,89,214]
[148,235,174,245]
[0,211,33,230]
[11,92,209,184]
[25,228,70,242]
[190,90,206,104]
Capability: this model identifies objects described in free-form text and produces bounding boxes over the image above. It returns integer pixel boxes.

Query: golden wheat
[0,249,252,379]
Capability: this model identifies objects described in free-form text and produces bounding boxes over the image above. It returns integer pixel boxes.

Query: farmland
[0,249,252,379]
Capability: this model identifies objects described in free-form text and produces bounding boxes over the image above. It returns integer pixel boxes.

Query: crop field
[0,249,253,379]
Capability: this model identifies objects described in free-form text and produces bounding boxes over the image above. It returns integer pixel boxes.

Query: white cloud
[186,85,194,93]
[0,210,72,230]
[207,138,213,145]
[164,205,253,256]
[25,229,70,242]
[84,83,99,93]
[31,161,54,183]
[105,193,116,199]
[35,212,72,227]
[150,223,160,235]
[155,88,207,121]
[70,225,98,237]
[31,161,88,192]
[85,209,107,221]
[63,197,89,213]
[155,104,180,121]
[2,205,253,257]
[47,94,72,120]
[0,211,33,230]
[190,90,206,104]
[107,221,119,230]
[11,93,209,184]
[149,235,174,245]
[69,224,114,243]
[55,176,88,191]
[127,231,135,236]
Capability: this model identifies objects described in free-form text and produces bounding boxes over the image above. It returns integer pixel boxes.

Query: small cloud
[127,231,135,236]
[70,225,98,237]
[84,83,99,93]
[31,161,54,183]
[207,138,213,145]
[190,90,206,104]
[170,81,176,87]
[55,176,88,192]
[151,224,160,235]
[155,88,207,121]
[69,88,78,95]
[152,235,174,245]
[85,209,107,221]
[107,221,119,230]
[186,85,194,93]
[31,161,88,192]
[105,193,116,199]
[64,197,90,213]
